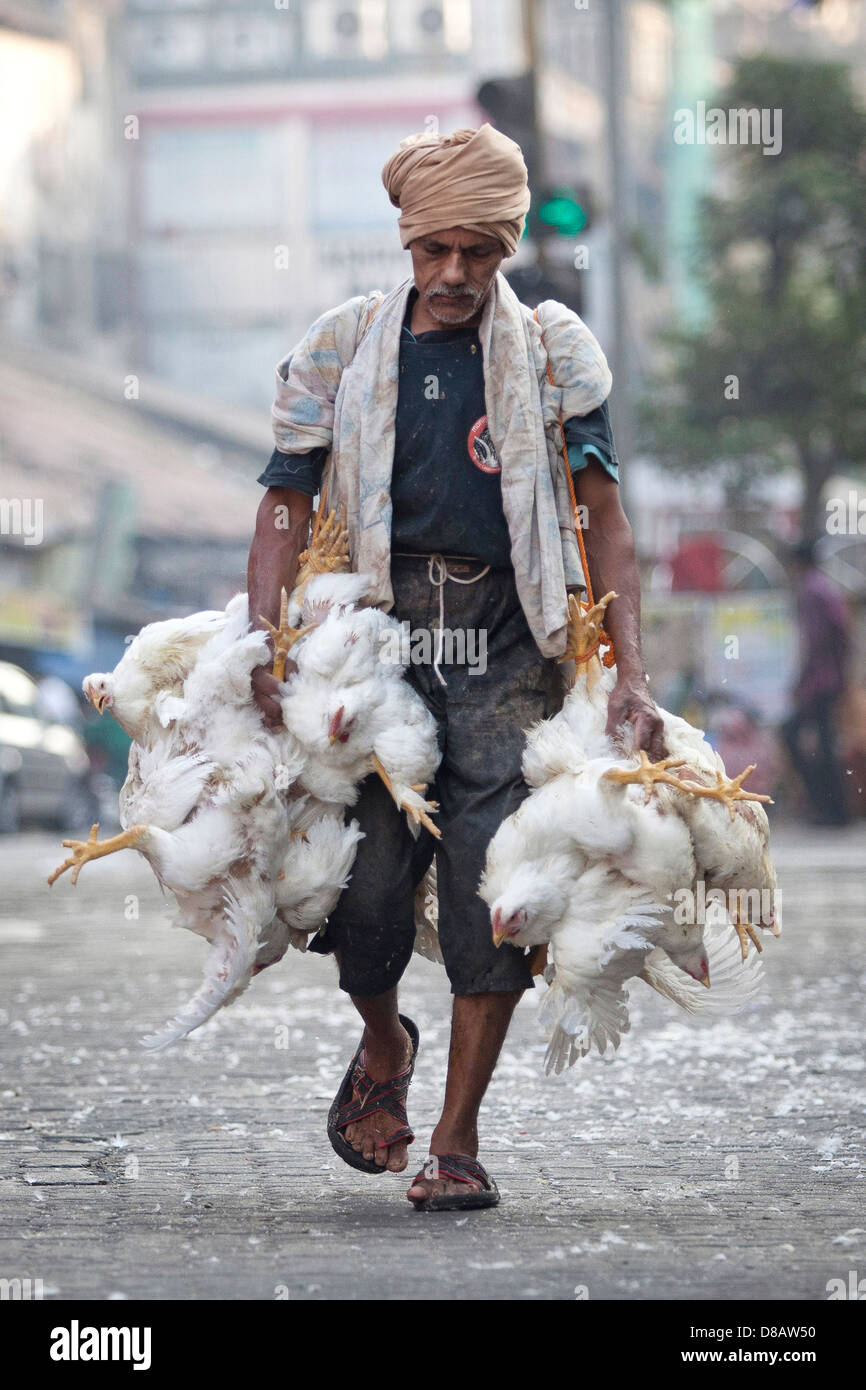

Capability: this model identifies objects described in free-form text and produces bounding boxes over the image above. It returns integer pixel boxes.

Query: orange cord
[534,308,616,668]
[573,640,602,666]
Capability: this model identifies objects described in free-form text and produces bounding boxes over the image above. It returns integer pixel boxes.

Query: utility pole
[604,0,635,512]
[521,0,548,274]
[523,0,634,501]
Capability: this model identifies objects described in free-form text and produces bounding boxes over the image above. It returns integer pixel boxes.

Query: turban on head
[381,124,530,257]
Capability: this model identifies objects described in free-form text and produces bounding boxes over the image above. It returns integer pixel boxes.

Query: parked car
[0,662,93,833]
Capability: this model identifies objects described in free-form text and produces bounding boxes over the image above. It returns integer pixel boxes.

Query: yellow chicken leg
[297,508,350,580]
[291,508,352,611]
[731,901,764,962]
[370,754,441,840]
[558,590,618,667]
[47,823,148,886]
[259,589,314,680]
[603,750,689,804]
[675,765,774,823]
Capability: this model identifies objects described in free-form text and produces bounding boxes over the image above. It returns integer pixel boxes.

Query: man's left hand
[605,674,667,761]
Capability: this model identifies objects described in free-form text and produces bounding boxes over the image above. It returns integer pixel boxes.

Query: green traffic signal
[535,190,588,236]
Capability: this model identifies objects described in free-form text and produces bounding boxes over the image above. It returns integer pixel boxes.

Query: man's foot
[342,1022,414,1173]
[406,1142,499,1210]
[406,1125,483,1204]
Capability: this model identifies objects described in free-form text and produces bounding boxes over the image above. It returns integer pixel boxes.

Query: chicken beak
[698,967,711,989]
[328,706,345,745]
[491,908,506,948]
[84,681,107,714]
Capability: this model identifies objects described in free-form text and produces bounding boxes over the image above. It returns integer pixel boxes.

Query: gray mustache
[425,285,481,301]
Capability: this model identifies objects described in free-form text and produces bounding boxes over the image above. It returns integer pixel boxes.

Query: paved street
[1,824,864,1302]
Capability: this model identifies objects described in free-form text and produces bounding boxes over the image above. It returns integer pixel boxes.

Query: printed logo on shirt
[468,415,501,474]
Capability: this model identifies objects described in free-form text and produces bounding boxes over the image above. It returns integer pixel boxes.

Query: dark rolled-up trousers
[308,553,564,996]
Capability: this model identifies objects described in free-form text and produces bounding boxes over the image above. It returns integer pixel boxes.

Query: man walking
[246,125,663,1209]
[782,540,851,826]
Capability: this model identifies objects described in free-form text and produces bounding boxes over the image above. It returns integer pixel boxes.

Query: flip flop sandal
[328,1014,419,1175]
[409,1153,500,1211]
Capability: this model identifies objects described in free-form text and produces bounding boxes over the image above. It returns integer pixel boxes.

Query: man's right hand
[247,485,313,730]
[251,664,292,731]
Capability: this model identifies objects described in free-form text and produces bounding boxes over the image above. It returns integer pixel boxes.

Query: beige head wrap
[381,124,530,257]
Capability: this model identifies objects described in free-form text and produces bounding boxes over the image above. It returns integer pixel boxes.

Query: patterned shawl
[270,271,612,658]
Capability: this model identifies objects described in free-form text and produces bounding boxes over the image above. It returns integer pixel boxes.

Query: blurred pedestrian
[781,540,851,826]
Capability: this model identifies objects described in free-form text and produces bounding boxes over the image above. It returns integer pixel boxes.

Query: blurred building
[0,0,130,356]
[5,0,866,407]
[2,0,865,712]
[0,337,263,683]
[1,0,634,411]
[122,0,492,409]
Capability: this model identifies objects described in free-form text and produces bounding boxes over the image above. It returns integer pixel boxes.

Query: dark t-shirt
[389,312,510,564]
[258,292,619,565]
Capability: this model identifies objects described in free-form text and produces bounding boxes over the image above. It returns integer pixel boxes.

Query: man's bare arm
[574,458,666,759]
[247,485,314,728]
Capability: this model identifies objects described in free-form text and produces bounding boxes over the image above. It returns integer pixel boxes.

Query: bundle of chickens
[479,590,780,1073]
[49,511,443,1050]
[49,518,780,1071]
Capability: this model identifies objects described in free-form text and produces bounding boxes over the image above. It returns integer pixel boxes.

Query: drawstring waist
[391,550,492,571]
[391,550,491,687]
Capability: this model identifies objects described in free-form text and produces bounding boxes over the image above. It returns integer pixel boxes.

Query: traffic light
[476,77,592,240]
[476,74,539,186]
[535,187,590,238]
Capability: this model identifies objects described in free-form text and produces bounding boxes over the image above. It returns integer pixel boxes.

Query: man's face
[408,227,505,325]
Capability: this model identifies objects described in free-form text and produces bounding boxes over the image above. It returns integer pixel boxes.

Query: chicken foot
[297,508,350,582]
[558,590,618,667]
[259,588,314,680]
[370,754,441,839]
[674,764,774,823]
[47,823,148,886]
[731,901,764,962]
[288,508,352,614]
[603,750,690,804]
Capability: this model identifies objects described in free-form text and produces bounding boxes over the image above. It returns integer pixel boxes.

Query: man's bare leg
[340,983,414,1173]
[406,991,522,1204]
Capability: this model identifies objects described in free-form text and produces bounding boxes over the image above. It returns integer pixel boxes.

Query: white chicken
[480,591,777,1073]
[279,593,441,833]
[48,510,442,1047]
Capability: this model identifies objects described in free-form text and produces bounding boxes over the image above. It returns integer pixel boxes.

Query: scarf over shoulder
[270,271,612,658]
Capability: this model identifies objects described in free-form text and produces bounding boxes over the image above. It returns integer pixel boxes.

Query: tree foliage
[642,56,866,536]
